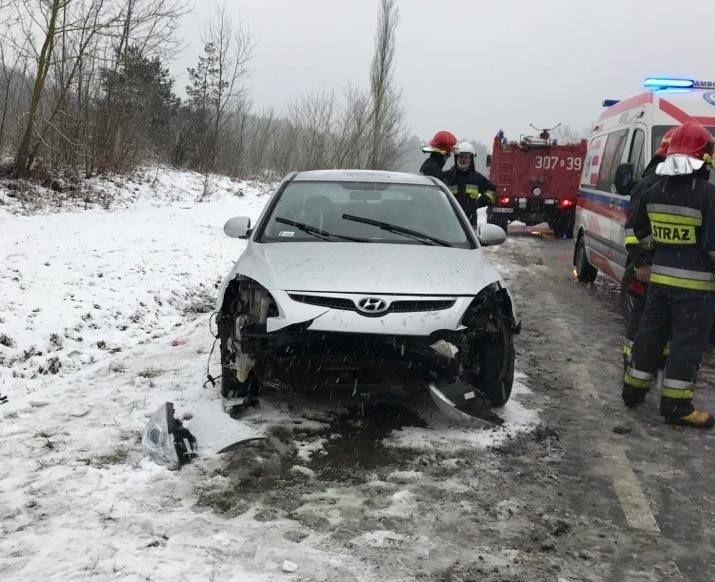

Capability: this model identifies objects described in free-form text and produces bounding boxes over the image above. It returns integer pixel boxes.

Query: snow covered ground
[0,169,539,581]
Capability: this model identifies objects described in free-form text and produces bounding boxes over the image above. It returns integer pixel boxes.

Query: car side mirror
[486,154,492,168]
[614,163,635,195]
[224,216,252,239]
[477,223,507,246]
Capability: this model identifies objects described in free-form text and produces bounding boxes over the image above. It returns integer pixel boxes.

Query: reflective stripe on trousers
[650,265,715,292]
[661,377,695,400]
[624,366,653,390]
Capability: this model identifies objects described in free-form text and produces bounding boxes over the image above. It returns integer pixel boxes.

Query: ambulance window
[596,129,629,192]
[652,125,676,156]
[629,129,646,179]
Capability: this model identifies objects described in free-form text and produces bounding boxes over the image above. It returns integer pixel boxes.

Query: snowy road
[2,179,715,581]
[491,233,715,582]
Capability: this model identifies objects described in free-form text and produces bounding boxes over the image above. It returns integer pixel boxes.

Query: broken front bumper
[239,324,463,395]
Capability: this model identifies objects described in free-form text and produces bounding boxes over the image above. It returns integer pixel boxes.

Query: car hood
[231,242,502,295]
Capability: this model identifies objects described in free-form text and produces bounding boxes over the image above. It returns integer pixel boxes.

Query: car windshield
[259,180,473,248]
[653,125,715,186]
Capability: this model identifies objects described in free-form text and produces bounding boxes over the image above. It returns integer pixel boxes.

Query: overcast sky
[172,0,715,147]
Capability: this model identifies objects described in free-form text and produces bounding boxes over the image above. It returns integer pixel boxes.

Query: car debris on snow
[142,402,198,470]
[281,560,299,573]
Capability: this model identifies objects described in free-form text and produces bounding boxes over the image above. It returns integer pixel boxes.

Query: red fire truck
[486,126,587,238]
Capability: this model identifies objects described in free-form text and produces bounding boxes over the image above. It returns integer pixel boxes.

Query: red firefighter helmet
[428,131,458,154]
[667,121,715,159]
[655,127,678,157]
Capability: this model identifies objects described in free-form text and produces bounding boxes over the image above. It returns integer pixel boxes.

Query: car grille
[289,294,354,310]
[390,300,455,313]
[289,294,455,314]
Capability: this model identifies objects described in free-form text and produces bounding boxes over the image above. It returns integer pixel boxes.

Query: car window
[651,125,675,158]
[629,128,646,179]
[259,181,473,248]
[596,129,629,193]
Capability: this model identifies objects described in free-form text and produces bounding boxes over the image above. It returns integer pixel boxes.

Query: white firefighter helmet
[455,141,476,156]
[455,141,476,170]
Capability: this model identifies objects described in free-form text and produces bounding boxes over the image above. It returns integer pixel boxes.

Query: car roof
[292,169,435,186]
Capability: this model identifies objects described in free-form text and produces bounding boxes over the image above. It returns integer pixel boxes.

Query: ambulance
[573,78,715,301]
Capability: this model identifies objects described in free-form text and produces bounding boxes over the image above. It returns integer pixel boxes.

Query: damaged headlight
[238,276,279,323]
[142,402,197,471]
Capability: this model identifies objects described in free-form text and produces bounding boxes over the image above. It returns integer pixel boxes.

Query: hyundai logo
[356,297,389,315]
[705,91,715,107]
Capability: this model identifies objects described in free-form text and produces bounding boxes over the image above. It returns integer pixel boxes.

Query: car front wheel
[575,235,598,283]
[474,317,515,407]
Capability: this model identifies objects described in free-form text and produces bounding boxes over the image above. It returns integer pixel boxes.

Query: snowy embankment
[0,169,539,582]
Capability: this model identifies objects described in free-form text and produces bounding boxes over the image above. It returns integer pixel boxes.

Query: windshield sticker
[704,92,715,107]
[278,231,295,237]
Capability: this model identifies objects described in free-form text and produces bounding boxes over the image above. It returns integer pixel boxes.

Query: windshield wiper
[341,214,453,247]
[274,217,369,242]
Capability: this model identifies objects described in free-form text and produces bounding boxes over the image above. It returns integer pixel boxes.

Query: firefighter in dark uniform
[442,141,497,224]
[419,130,458,180]
[624,121,715,428]
[622,128,677,367]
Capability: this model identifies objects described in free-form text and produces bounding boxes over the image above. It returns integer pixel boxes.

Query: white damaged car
[216,170,519,419]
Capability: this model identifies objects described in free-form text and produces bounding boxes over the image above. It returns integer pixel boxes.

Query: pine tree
[96,46,179,171]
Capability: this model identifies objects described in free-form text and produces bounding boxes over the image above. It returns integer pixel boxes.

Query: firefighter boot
[622,385,648,408]
[623,365,655,408]
[661,397,714,428]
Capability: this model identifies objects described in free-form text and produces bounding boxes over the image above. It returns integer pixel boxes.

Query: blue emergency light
[644,77,695,89]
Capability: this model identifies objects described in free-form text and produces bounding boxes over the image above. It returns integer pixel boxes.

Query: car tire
[575,235,597,283]
[550,221,564,239]
[475,317,515,407]
[564,216,575,239]
[221,365,258,399]
[550,215,575,239]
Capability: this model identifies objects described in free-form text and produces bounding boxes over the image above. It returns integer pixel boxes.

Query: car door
[578,127,630,281]
[610,125,646,281]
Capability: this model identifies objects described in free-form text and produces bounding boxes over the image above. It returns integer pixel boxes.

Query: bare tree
[12,0,65,175]
[11,0,126,176]
[552,123,589,144]
[367,0,405,170]
[0,0,414,181]
[116,0,188,59]
[197,3,252,174]
[92,0,187,173]
[246,107,274,176]
[287,91,337,170]
[0,38,26,155]
[332,84,371,168]
[0,2,21,155]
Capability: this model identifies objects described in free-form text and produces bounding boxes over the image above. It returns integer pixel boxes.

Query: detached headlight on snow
[142,402,197,471]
